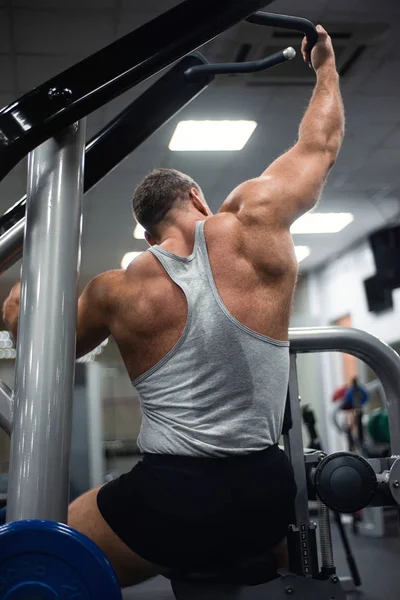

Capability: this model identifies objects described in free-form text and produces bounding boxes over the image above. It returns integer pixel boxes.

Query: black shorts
[97,445,296,570]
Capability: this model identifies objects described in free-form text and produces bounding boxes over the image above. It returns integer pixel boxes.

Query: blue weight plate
[0,520,122,600]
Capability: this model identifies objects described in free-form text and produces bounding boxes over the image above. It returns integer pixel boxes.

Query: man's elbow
[2,301,19,341]
[326,132,344,168]
[3,282,21,339]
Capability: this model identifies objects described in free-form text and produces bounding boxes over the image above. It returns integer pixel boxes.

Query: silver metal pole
[87,362,106,489]
[0,378,13,437]
[289,327,400,456]
[6,121,86,523]
[0,219,24,275]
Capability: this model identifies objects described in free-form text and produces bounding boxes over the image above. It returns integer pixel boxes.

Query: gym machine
[171,329,400,599]
[1,1,397,598]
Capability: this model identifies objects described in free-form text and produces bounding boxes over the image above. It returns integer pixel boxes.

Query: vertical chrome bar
[7,121,86,523]
[87,362,106,489]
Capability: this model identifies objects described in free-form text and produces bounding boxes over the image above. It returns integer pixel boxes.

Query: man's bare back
[96,212,297,382]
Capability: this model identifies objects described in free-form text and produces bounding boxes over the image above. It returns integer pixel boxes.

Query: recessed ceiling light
[121,251,143,270]
[133,223,145,239]
[291,213,354,234]
[169,120,257,152]
[295,246,311,263]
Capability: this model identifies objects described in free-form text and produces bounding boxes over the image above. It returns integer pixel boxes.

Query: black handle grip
[247,12,318,60]
[185,47,295,81]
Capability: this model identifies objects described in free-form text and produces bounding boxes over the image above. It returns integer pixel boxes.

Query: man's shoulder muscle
[210,196,296,278]
[204,212,242,249]
[88,270,125,301]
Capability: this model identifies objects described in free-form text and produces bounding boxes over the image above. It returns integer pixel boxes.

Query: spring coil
[317,497,334,569]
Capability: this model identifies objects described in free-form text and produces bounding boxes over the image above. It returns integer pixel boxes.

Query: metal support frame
[6,121,86,523]
[0,220,25,276]
[290,327,400,455]
[0,0,273,181]
[0,53,213,276]
[284,355,316,577]
[285,356,311,528]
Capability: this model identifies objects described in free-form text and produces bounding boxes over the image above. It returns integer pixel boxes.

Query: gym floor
[122,525,400,599]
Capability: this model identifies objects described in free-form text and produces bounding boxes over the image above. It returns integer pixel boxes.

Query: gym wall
[311,239,400,343]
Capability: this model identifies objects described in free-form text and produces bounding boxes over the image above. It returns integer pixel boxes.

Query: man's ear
[145,231,157,246]
[190,187,209,217]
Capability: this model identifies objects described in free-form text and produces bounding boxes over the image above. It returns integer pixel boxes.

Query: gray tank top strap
[148,220,203,265]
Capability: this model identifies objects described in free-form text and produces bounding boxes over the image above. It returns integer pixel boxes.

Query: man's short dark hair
[132,168,202,235]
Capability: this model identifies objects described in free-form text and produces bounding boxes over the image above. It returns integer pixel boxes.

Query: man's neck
[159,216,206,255]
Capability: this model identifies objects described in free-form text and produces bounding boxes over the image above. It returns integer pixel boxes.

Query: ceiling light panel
[291,213,354,234]
[169,120,257,151]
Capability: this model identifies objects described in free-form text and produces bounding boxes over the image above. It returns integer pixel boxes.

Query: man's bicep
[259,142,333,226]
[76,275,111,359]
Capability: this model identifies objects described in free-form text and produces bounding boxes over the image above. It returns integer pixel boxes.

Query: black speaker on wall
[363,276,393,314]
[369,225,400,288]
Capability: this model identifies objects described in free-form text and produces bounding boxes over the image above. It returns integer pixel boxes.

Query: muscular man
[3,27,344,588]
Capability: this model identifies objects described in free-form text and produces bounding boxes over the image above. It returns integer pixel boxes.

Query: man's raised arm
[220,25,345,228]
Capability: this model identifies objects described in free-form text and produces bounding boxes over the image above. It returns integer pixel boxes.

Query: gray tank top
[133,220,290,457]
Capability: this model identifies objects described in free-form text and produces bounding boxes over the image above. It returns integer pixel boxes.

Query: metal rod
[87,362,106,489]
[0,379,13,437]
[0,219,25,275]
[289,327,400,456]
[333,512,361,587]
[83,52,213,191]
[0,53,213,275]
[6,121,86,523]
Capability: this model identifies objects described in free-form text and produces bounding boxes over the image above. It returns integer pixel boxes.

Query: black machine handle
[185,47,295,81]
[247,12,319,60]
[185,11,318,81]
